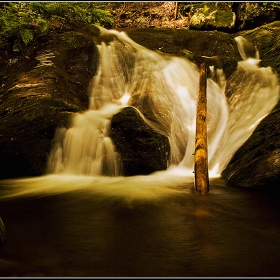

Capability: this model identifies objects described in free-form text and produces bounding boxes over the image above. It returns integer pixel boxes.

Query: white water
[47,28,279,179]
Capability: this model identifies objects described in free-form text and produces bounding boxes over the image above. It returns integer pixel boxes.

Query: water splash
[47,28,279,178]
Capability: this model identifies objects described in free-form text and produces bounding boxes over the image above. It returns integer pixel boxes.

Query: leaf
[21,29,33,45]
[38,19,48,33]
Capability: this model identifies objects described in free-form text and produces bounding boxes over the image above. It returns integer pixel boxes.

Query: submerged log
[194,62,210,192]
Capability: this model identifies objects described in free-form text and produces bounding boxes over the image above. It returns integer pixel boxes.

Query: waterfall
[47,28,279,178]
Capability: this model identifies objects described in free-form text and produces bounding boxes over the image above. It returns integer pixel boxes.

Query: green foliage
[0,2,114,52]
[37,19,48,34]
[180,2,196,14]
[203,3,210,14]
[21,29,34,45]
[261,2,280,11]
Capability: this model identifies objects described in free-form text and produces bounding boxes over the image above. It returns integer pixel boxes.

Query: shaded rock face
[109,107,170,176]
[222,101,280,191]
[0,30,98,179]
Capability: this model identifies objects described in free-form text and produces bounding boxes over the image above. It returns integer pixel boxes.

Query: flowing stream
[0,28,280,277]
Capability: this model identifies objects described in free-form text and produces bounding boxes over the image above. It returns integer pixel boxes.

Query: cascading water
[47,27,279,178]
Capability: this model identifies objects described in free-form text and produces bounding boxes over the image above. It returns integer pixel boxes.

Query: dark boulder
[109,106,170,176]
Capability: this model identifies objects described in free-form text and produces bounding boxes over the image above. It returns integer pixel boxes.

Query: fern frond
[37,18,48,34]
[21,29,33,45]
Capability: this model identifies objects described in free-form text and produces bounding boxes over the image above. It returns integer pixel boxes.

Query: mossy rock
[189,3,236,32]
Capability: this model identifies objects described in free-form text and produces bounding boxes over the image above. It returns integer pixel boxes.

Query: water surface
[0,172,279,277]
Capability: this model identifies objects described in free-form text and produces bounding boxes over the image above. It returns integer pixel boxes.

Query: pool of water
[0,173,280,277]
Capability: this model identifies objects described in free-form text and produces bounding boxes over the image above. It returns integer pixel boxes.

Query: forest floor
[105,2,190,29]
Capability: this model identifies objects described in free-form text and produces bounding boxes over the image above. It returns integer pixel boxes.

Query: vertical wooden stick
[174,2,178,19]
[194,62,210,192]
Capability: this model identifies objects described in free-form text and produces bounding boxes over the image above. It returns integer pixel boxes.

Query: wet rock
[122,27,241,79]
[109,107,170,176]
[0,29,99,179]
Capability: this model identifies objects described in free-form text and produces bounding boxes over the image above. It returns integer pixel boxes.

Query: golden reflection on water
[0,168,194,202]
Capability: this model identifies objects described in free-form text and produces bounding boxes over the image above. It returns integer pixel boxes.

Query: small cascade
[47,104,123,176]
[208,36,279,175]
[47,27,279,178]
